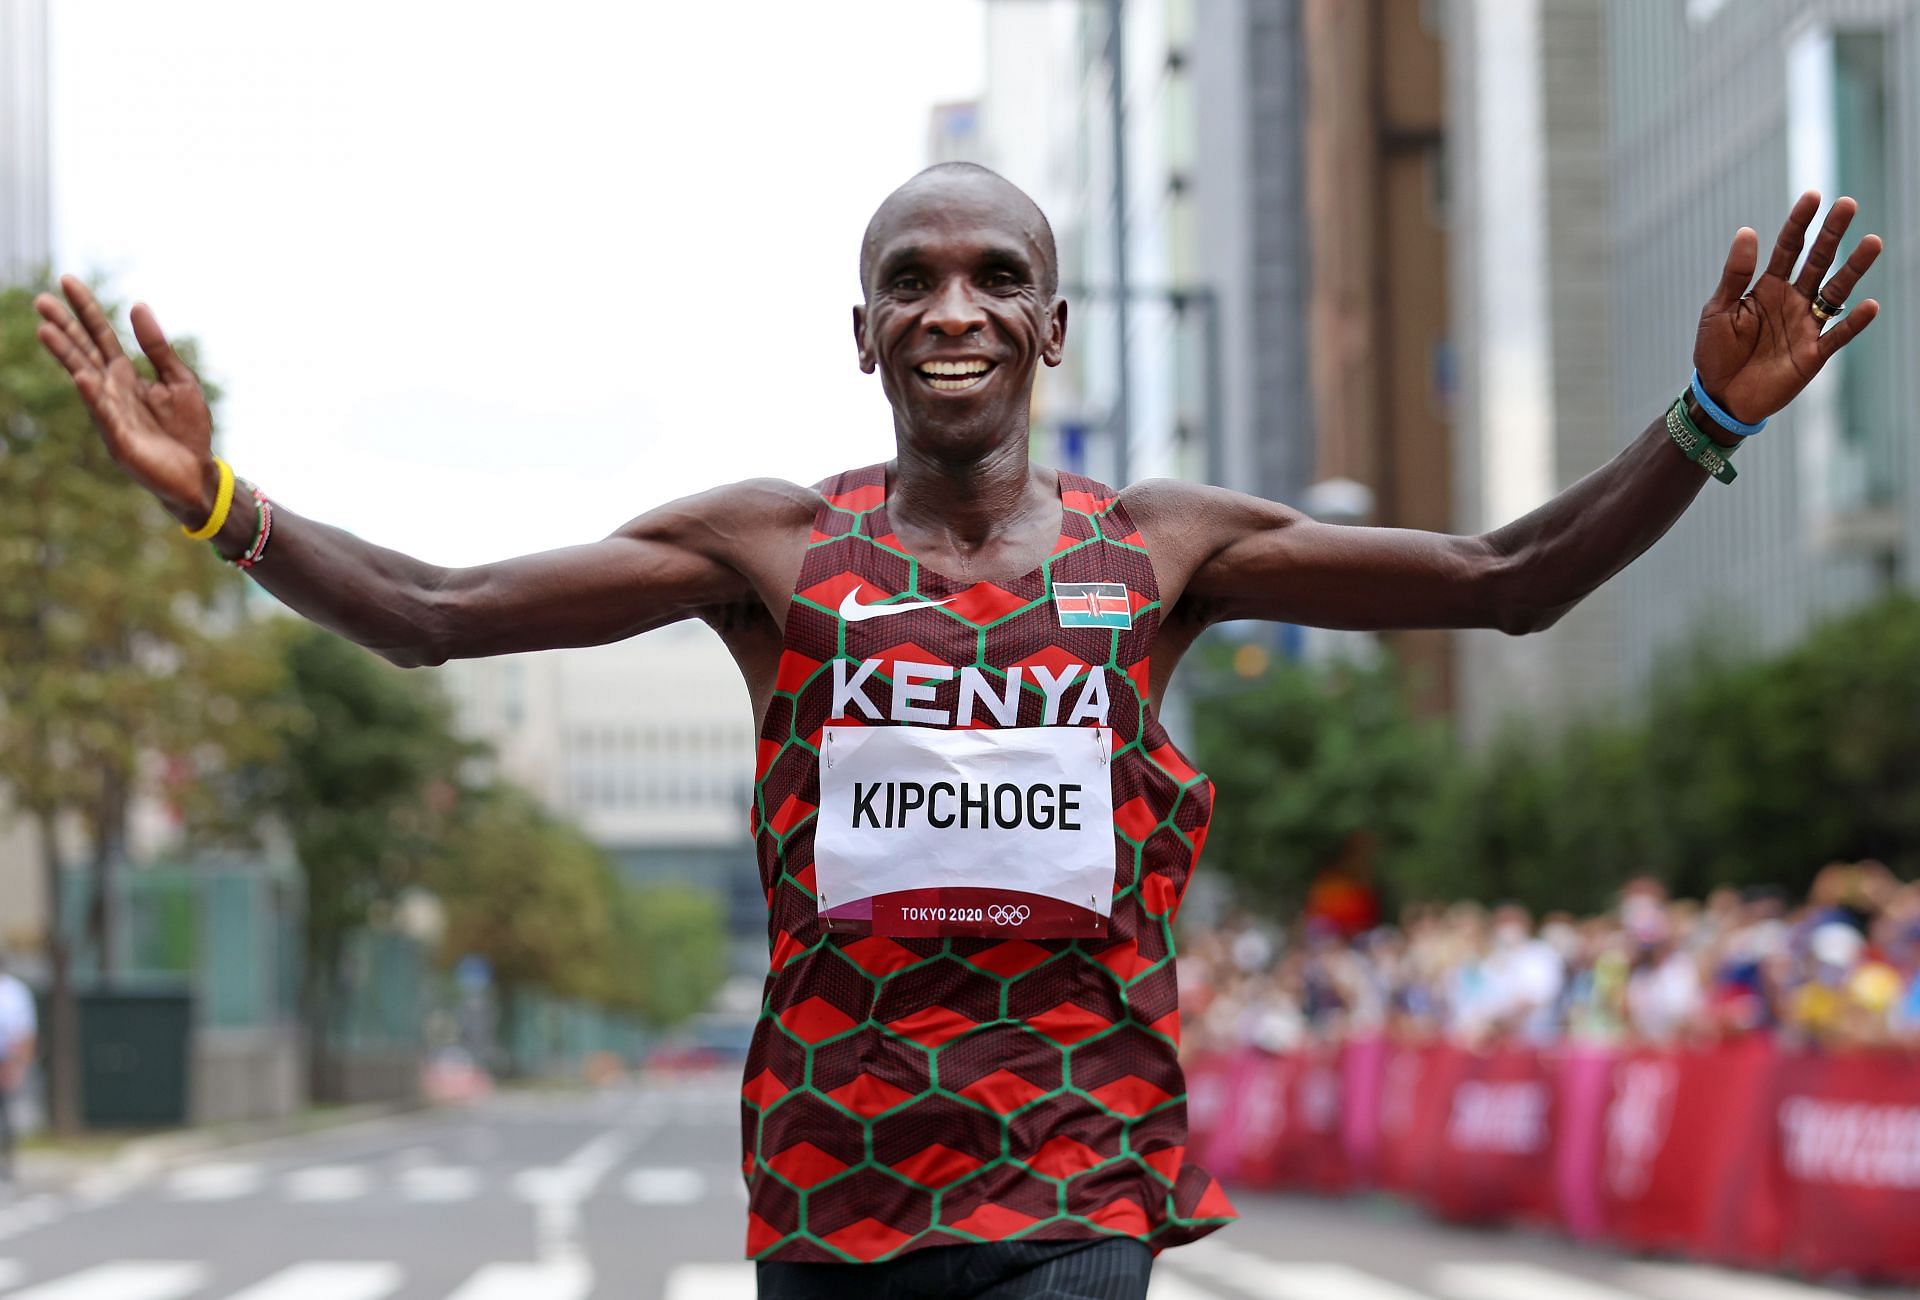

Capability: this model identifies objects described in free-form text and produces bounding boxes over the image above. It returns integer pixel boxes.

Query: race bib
[813,724,1116,937]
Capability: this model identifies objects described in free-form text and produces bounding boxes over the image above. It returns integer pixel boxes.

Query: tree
[0,282,267,1131]
[255,620,473,1099]
[1188,638,1451,913]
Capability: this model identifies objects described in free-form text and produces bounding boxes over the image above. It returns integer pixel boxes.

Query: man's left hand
[1694,190,1882,425]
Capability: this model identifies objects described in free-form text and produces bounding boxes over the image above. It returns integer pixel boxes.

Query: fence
[1185,1037,1920,1285]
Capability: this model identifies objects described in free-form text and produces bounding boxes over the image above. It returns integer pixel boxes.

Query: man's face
[853,175,1066,458]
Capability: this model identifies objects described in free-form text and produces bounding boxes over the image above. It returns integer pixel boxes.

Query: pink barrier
[1194,1037,1920,1285]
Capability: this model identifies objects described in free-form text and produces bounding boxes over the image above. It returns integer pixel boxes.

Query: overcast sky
[50,2,986,565]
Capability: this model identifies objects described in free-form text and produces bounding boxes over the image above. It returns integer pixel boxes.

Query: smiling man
[36,162,1882,1298]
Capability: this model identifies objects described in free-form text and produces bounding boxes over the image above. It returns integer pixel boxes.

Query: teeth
[927,374,986,391]
[919,359,991,376]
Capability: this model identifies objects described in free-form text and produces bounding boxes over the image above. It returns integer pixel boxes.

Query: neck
[888,424,1042,549]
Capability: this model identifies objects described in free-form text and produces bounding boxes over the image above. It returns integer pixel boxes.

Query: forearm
[1483,405,1738,632]
[175,485,457,666]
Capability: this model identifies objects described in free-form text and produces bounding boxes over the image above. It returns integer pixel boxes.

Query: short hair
[860,161,1060,299]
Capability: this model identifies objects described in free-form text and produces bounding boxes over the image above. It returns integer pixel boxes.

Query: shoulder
[1120,477,1307,556]
[612,477,820,551]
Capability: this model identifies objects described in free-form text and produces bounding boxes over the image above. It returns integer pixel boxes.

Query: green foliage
[0,281,258,828]
[427,788,726,1028]
[1189,638,1450,910]
[258,620,474,972]
[1191,594,1920,918]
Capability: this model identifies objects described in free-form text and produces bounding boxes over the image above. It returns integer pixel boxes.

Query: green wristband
[1666,398,1738,484]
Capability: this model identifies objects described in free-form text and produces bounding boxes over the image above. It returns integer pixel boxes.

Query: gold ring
[1811,293,1842,321]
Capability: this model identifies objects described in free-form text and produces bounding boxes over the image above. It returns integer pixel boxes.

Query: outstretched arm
[35,278,804,666]
[1147,193,1883,634]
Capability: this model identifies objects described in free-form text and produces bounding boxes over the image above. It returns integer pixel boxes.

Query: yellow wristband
[182,458,236,540]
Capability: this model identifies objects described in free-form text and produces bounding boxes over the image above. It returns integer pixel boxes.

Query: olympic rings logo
[987,904,1031,926]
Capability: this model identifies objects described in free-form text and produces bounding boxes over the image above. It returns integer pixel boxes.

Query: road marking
[398,1165,481,1202]
[1173,1243,1434,1300]
[1149,1271,1228,1300]
[0,1261,22,1290]
[5,1261,208,1300]
[1617,1262,1865,1300]
[442,1259,592,1300]
[624,1166,707,1205]
[1432,1263,1642,1300]
[166,1162,263,1201]
[283,1165,372,1202]
[222,1261,404,1300]
[663,1263,756,1300]
[515,1130,631,1265]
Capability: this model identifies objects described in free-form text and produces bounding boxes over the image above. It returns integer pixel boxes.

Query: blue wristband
[1690,370,1766,438]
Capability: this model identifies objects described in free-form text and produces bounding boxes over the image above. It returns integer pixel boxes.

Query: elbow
[1478,539,1575,636]
[374,571,465,668]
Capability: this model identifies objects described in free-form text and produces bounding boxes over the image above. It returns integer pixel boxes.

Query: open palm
[34,276,218,519]
[1694,191,1882,425]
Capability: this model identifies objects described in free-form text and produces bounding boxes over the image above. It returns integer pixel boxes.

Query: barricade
[1192,1035,1920,1285]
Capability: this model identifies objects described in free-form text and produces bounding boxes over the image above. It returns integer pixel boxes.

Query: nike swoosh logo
[839,588,955,622]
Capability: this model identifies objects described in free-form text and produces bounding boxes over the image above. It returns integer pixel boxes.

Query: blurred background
[2,0,1919,1297]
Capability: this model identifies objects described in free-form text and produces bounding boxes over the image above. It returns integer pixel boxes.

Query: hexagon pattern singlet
[742,463,1237,1263]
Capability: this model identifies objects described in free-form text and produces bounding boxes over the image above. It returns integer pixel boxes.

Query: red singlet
[741,464,1236,1263]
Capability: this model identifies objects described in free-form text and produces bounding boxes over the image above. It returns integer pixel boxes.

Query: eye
[983,270,1021,290]
[889,274,927,293]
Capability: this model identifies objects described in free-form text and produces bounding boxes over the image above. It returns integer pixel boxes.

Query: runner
[35,164,1882,1297]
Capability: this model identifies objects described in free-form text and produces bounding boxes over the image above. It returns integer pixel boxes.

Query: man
[35,164,1880,1297]
[0,947,36,1191]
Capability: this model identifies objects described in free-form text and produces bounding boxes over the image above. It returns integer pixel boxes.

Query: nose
[923,274,987,337]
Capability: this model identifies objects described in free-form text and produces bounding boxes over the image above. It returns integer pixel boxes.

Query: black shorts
[755,1237,1153,1299]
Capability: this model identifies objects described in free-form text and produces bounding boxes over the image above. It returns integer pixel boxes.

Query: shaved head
[860,162,1059,299]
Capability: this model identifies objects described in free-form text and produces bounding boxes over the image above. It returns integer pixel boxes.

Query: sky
[50,2,987,566]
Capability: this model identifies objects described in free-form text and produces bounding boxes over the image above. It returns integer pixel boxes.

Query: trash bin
[78,987,193,1128]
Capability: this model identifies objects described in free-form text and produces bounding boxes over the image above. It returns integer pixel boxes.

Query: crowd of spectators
[1178,860,1920,1054]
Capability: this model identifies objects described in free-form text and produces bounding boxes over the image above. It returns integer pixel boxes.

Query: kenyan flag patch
[1052,582,1133,630]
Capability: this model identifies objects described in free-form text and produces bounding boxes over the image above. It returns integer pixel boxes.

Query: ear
[1042,297,1068,367]
[853,304,876,374]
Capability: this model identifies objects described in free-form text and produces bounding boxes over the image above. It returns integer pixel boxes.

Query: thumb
[130,303,195,385]
[1706,227,1759,314]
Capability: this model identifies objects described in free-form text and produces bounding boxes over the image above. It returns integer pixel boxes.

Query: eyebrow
[875,241,1037,281]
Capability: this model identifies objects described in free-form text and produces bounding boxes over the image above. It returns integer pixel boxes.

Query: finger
[1816,233,1882,307]
[1817,298,1879,363]
[1763,190,1821,281]
[59,274,129,364]
[1707,227,1759,312]
[34,291,106,367]
[130,304,196,385]
[1793,197,1857,296]
[35,321,99,381]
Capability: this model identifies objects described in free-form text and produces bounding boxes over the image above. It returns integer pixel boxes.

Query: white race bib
[813,725,1116,937]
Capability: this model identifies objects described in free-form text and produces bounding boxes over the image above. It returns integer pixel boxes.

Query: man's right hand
[34,276,220,527]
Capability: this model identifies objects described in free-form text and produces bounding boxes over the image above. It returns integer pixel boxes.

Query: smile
[915,359,996,392]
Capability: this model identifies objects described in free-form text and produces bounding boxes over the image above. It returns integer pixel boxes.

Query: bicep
[1166,486,1513,632]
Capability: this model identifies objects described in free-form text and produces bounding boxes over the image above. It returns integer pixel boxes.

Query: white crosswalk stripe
[165,1162,264,1202]
[397,1165,481,1203]
[0,1261,22,1291]
[1148,1271,1228,1300]
[3,1261,208,1300]
[663,1262,757,1300]
[1616,1262,1867,1300]
[282,1165,371,1203]
[1432,1262,1642,1300]
[440,1259,593,1300]
[221,1261,404,1300]
[1174,1242,1434,1300]
[624,1166,707,1205]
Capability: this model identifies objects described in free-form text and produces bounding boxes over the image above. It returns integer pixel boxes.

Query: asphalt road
[0,1073,1911,1299]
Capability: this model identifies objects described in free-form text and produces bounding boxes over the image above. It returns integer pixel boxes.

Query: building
[1444,0,1621,742]
[436,625,764,970]
[969,0,1453,711]
[0,0,49,286]
[1606,0,1915,693]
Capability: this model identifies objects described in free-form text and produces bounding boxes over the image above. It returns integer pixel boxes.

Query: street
[0,1074,1911,1300]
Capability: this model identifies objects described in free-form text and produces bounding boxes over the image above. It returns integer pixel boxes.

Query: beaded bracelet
[1666,397,1738,484]
[231,484,274,569]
